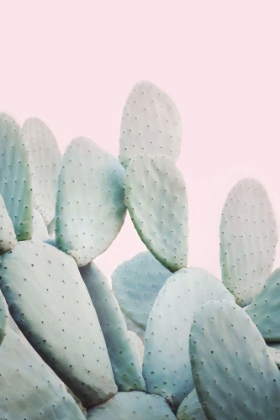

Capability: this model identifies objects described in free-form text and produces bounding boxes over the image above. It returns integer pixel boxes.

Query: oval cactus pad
[190,300,280,420]
[246,268,280,341]
[220,178,278,307]
[0,240,117,407]
[56,137,126,267]
[22,117,61,225]
[0,113,33,240]
[119,81,182,168]
[87,391,177,420]
[142,268,234,409]
[112,251,171,329]
[125,154,188,271]
[0,323,86,420]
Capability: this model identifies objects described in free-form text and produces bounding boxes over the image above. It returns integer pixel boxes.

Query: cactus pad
[246,268,280,341]
[87,391,177,420]
[0,240,117,407]
[0,194,17,254]
[189,300,280,420]
[22,117,61,225]
[79,262,145,392]
[177,389,207,420]
[119,81,182,169]
[0,113,33,240]
[0,320,86,420]
[220,178,278,306]
[112,251,171,329]
[32,208,49,241]
[125,154,188,271]
[56,137,126,267]
[142,267,234,409]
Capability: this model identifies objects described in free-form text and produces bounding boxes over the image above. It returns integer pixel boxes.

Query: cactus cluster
[0,81,279,419]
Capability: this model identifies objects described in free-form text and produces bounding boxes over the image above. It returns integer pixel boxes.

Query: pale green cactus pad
[220,178,278,307]
[125,154,188,271]
[0,240,117,407]
[87,391,177,420]
[189,300,280,420]
[0,321,86,420]
[22,117,61,225]
[0,194,17,254]
[32,208,49,241]
[0,292,7,346]
[267,345,280,368]
[56,137,126,267]
[119,81,182,169]
[177,389,207,420]
[142,268,234,409]
[123,312,145,343]
[246,268,280,341]
[112,251,171,329]
[128,331,144,368]
[79,262,145,392]
[0,113,33,240]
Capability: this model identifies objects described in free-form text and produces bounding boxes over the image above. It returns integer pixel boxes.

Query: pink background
[1,1,280,279]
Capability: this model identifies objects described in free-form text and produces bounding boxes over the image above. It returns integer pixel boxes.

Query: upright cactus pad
[142,268,234,409]
[0,113,33,240]
[0,240,117,407]
[22,118,61,225]
[125,154,188,271]
[119,81,182,169]
[220,178,278,306]
[246,268,280,341]
[0,194,17,254]
[87,391,177,420]
[79,262,145,392]
[0,321,86,420]
[56,137,126,267]
[190,300,280,420]
[112,251,171,329]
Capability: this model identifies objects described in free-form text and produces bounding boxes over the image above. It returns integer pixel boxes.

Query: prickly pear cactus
[0,81,279,419]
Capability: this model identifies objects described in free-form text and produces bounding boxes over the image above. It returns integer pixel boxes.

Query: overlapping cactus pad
[0,81,279,419]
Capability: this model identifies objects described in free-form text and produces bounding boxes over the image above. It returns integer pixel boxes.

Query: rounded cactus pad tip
[142,267,234,410]
[87,391,177,420]
[0,113,33,240]
[56,136,126,267]
[189,299,280,420]
[119,80,182,169]
[79,262,145,392]
[22,117,61,225]
[125,154,188,272]
[220,178,278,307]
[0,240,117,407]
[112,251,171,329]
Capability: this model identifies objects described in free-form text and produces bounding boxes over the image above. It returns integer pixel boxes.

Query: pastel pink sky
[1,1,280,279]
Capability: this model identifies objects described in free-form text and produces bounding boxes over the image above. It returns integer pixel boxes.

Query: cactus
[119,81,182,169]
[0,82,279,419]
[125,154,188,271]
[112,251,171,329]
[189,299,280,420]
[142,267,234,409]
[56,137,126,267]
